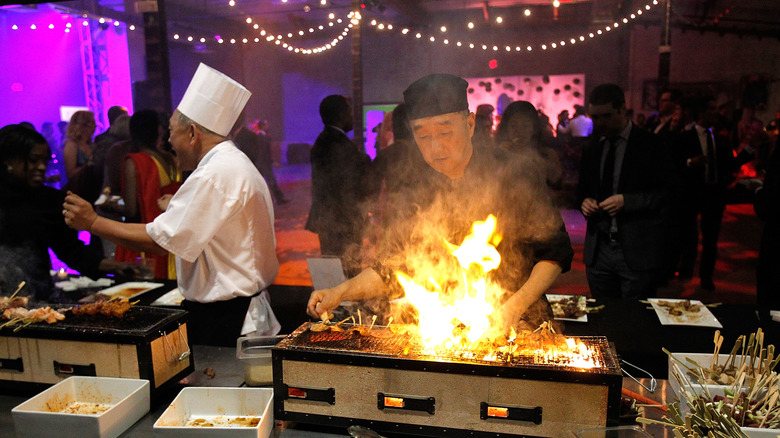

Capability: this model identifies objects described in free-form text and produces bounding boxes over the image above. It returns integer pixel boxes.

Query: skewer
[358,309,362,326]
[369,315,377,330]
[621,388,668,411]
[9,281,25,300]
[387,316,393,326]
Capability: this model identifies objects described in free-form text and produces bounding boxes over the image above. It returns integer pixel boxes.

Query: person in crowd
[577,83,673,299]
[63,110,96,180]
[495,100,563,196]
[635,113,647,129]
[556,109,570,138]
[0,124,133,301]
[40,121,63,188]
[673,96,753,290]
[307,74,573,333]
[62,110,102,204]
[645,89,682,135]
[472,103,495,149]
[93,114,130,190]
[559,104,593,183]
[234,117,289,205]
[108,110,181,280]
[472,111,495,149]
[63,63,281,346]
[305,94,371,275]
[755,137,780,309]
[93,106,128,146]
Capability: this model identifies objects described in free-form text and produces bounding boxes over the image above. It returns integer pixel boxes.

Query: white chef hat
[176,63,251,137]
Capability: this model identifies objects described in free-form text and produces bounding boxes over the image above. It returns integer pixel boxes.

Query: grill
[0,306,193,395]
[273,322,623,438]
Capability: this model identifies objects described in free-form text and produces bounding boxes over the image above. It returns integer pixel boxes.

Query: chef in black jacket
[307,74,573,331]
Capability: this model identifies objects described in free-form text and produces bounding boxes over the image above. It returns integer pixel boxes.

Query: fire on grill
[274,215,623,437]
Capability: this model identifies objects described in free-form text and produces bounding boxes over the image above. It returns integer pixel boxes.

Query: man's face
[658,92,675,116]
[589,103,627,138]
[168,111,197,171]
[410,111,474,179]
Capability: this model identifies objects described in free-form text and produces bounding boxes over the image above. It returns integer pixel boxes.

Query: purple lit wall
[0,8,133,131]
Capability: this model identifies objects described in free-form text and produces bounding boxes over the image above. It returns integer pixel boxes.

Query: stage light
[496,17,503,24]
[489,59,497,69]
[48,24,54,29]
[524,9,531,16]
[467,22,474,29]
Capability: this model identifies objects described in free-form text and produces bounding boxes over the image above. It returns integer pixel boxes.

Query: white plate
[98,282,164,300]
[647,298,722,328]
[150,289,184,306]
[546,294,588,322]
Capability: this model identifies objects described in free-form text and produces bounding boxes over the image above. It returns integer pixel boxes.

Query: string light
[367,0,659,54]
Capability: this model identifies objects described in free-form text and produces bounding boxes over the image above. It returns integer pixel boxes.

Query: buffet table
[2,281,778,437]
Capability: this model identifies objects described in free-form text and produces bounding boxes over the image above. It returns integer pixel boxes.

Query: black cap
[403,74,469,121]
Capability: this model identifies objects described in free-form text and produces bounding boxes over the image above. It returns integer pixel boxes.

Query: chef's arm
[63,191,167,255]
[306,268,387,318]
[502,260,562,325]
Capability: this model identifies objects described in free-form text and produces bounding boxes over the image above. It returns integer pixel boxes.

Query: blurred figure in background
[62,111,101,204]
[110,110,181,279]
[306,95,371,275]
[495,100,563,199]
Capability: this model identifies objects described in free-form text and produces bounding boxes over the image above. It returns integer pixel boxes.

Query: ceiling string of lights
[173,11,362,54]
[365,0,660,54]
[6,0,659,56]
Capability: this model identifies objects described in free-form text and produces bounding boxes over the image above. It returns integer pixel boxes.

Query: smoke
[359,147,566,330]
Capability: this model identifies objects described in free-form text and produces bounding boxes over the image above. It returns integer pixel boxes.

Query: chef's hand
[63,191,99,231]
[157,194,173,212]
[581,197,600,217]
[307,287,343,319]
[598,194,624,216]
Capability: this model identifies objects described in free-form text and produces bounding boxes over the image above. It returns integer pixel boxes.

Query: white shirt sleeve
[147,171,240,263]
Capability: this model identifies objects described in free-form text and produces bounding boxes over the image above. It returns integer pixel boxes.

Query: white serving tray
[154,387,273,437]
[12,376,150,438]
[648,298,722,328]
[98,281,164,300]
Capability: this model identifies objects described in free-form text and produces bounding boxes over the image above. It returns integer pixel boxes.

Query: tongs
[620,359,657,393]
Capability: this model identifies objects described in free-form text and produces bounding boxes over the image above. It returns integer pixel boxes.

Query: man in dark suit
[306,95,371,274]
[674,96,753,290]
[577,83,673,299]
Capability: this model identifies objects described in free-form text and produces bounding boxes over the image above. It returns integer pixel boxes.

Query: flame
[395,215,599,368]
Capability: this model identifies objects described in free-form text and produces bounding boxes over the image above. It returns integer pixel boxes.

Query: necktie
[599,139,617,201]
[706,130,717,184]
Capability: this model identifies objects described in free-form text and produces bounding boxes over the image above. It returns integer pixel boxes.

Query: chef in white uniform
[64,63,281,346]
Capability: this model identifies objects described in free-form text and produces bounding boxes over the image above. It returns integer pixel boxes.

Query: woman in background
[113,110,181,279]
[62,111,101,204]
[495,101,564,199]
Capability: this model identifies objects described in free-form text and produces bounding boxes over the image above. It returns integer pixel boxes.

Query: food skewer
[369,315,377,330]
[9,281,25,300]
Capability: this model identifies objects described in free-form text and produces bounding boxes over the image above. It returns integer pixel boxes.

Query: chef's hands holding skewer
[63,191,100,231]
[307,287,343,319]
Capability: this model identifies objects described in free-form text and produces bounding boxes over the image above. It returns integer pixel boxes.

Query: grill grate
[277,322,620,373]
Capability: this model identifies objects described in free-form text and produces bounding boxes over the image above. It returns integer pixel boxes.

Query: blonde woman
[63,110,96,179]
